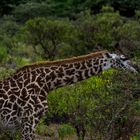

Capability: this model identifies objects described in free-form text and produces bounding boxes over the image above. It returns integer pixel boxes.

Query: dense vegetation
[0,0,140,139]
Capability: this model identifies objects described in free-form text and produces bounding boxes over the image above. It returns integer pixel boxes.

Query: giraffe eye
[120,56,128,61]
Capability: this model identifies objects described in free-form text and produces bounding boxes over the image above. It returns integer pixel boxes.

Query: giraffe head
[105,52,139,73]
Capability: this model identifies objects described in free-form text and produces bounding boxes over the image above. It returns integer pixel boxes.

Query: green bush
[1,0,140,18]
[58,124,75,139]
[0,3,139,140]
[0,46,8,63]
[0,16,19,39]
[22,17,75,60]
[130,134,140,140]
[0,67,15,80]
[13,2,52,23]
[94,11,123,47]
[47,70,140,139]
[74,8,123,52]
[117,21,140,41]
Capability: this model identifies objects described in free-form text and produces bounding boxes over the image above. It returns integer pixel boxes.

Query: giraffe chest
[0,106,22,132]
[0,117,21,131]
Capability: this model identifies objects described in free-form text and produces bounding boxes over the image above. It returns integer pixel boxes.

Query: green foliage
[130,133,140,140]
[13,2,52,23]
[58,124,75,139]
[135,10,140,21]
[94,10,123,46]
[23,17,75,60]
[1,0,140,19]
[0,67,15,80]
[47,70,140,139]
[36,119,51,136]
[13,57,30,67]
[0,46,8,63]
[114,20,140,57]
[6,5,140,59]
[0,16,19,38]
[110,0,140,17]
[0,1,140,139]
[101,5,114,13]
[74,8,123,52]
[0,127,21,140]
[13,0,87,21]
[117,21,140,41]
[0,16,33,67]
[0,15,21,57]
[0,16,20,49]
[0,0,24,16]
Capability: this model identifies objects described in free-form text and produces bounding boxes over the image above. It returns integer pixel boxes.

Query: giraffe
[0,50,138,140]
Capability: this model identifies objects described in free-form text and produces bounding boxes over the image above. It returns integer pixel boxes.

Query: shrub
[0,46,8,63]
[0,16,19,39]
[13,2,52,23]
[117,21,140,41]
[58,124,75,139]
[46,70,140,139]
[0,67,15,80]
[22,17,75,60]
[75,8,123,52]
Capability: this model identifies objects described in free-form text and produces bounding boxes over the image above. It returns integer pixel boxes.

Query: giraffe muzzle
[128,62,139,73]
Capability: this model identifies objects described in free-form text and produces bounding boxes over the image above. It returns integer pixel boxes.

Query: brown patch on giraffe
[10,79,17,87]
[80,61,87,69]
[3,100,11,108]
[51,66,58,70]
[47,82,51,89]
[86,59,92,67]
[0,89,5,94]
[7,90,13,95]
[74,62,81,69]
[9,94,16,102]
[3,82,10,91]
[36,77,44,87]
[0,99,4,108]
[56,67,64,77]
[54,79,62,87]
[85,70,89,77]
[13,103,19,111]
[1,93,8,99]
[66,69,75,75]
[20,88,28,100]
[90,68,95,75]
[50,71,56,81]
[11,87,19,92]
[42,85,49,92]
[77,71,83,81]
[64,76,74,84]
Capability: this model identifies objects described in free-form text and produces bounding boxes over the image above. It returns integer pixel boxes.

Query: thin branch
[106,100,131,140]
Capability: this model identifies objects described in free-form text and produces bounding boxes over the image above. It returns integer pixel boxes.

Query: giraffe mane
[16,50,108,72]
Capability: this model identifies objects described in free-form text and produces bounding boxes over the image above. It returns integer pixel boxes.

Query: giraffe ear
[114,42,120,49]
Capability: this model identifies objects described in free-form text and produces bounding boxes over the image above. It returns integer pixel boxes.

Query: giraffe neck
[6,51,111,97]
[42,55,111,91]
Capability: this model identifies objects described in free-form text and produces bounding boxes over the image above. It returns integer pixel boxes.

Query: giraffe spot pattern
[0,51,122,140]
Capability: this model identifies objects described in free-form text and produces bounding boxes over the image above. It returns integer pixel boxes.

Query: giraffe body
[0,51,138,140]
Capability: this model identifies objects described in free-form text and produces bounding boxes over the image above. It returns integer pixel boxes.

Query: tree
[23,17,74,60]
[114,20,140,58]
[13,2,52,23]
[74,7,123,52]
[0,0,26,16]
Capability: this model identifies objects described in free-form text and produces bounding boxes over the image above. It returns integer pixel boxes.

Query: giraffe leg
[21,113,44,140]
[21,122,35,140]
[21,100,48,140]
